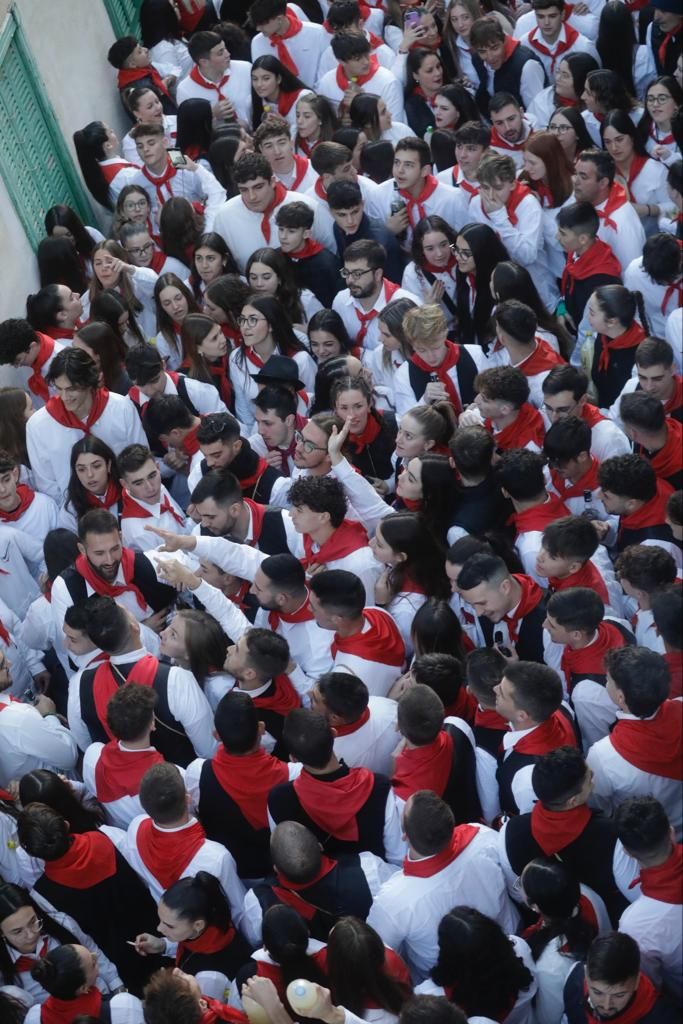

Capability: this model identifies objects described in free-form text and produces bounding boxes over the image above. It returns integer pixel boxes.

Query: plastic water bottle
[581,489,600,521]
[286,978,319,1014]
[242,995,270,1024]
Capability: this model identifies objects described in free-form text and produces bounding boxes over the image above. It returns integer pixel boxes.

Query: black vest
[268,764,391,860]
[565,621,635,695]
[251,853,374,941]
[204,506,289,555]
[348,411,397,482]
[60,556,176,614]
[651,21,682,75]
[476,43,547,116]
[496,705,578,817]
[224,440,283,504]
[198,759,274,878]
[617,509,676,554]
[79,659,197,766]
[563,272,621,334]
[407,346,479,409]
[441,721,483,826]
[591,338,639,409]
[175,928,251,982]
[480,594,548,664]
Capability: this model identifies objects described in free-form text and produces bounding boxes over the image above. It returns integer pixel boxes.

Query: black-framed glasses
[451,245,472,259]
[294,430,327,453]
[126,242,155,257]
[237,315,267,328]
[341,267,373,281]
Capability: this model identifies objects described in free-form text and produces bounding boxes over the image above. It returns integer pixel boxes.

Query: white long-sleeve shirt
[0,692,78,787]
[175,59,253,126]
[129,162,226,234]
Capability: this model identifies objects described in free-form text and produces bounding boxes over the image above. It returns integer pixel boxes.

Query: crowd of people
[0,0,680,1021]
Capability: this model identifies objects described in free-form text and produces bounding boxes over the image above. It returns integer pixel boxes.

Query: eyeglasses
[542,401,576,416]
[237,315,267,328]
[549,122,573,134]
[451,246,472,259]
[126,242,154,257]
[4,917,43,939]
[647,93,672,105]
[294,430,327,453]
[123,199,149,211]
[340,267,373,281]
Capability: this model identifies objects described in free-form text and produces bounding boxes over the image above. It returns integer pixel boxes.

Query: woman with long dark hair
[61,436,121,532]
[73,322,130,395]
[189,232,237,300]
[159,608,232,710]
[202,274,250,350]
[491,262,570,356]
[432,84,480,134]
[581,69,642,147]
[405,48,445,137]
[454,223,510,347]
[139,0,191,77]
[26,943,140,1023]
[153,272,200,370]
[349,93,413,146]
[87,239,157,341]
[246,247,321,327]
[73,121,138,210]
[322,917,412,1020]
[179,314,233,410]
[44,205,102,267]
[251,55,312,131]
[369,298,419,410]
[527,52,599,128]
[331,375,397,489]
[403,216,459,329]
[0,882,122,1005]
[636,75,683,167]
[602,110,669,230]
[121,86,177,163]
[19,770,104,834]
[176,98,214,164]
[596,1,656,101]
[207,133,252,198]
[37,238,88,296]
[410,599,468,662]
[520,132,575,285]
[548,106,594,163]
[158,196,203,272]
[90,288,146,349]
[418,906,537,1021]
[586,285,649,407]
[307,309,356,364]
[134,872,249,1000]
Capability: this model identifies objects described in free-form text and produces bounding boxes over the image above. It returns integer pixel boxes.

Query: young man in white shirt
[541,364,631,463]
[310,670,398,776]
[518,0,597,81]
[176,30,252,127]
[26,347,147,502]
[437,121,489,213]
[470,16,547,114]
[488,93,536,168]
[118,444,190,554]
[609,337,683,427]
[250,0,328,88]
[316,1,396,80]
[573,149,647,274]
[0,450,58,544]
[318,32,405,122]
[125,344,228,420]
[253,114,319,194]
[624,237,683,342]
[129,122,226,233]
[614,544,677,655]
[213,152,332,272]
[0,318,67,409]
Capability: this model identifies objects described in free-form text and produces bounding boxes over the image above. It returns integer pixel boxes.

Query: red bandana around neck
[85,478,121,511]
[490,125,529,152]
[211,746,289,830]
[43,831,117,889]
[95,742,164,803]
[618,478,673,535]
[331,608,405,667]
[528,23,579,72]
[178,923,236,963]
[488,402,545,452]
[513,710,577,755]
[584,973,657,1024]
[41,988,103,1024]
[75,547,148,611]
[302,518,369,572]
[510,494,571,536]
[237,453,271,494]
[92,654,159,740]
[293,765,375,840]
[268,594,314,631]
[201,997,250,1023]
[411,339,463,413]
[581,404,606,428]
[530,802,592,855]
[403,824,479,877]
[27,333,55,401]
[597,182,629,231]
[117,63,171,98]
[548,557,609,606]
[250,674,301,717]
[392,730,454,800]
[662,282,683,316]
[287,237,324,261]
[642,417,683,484]
[12,937,49,974]
[336,54,379,91]
[45,388,110,435]
[334,705,371,737]
[423,254,457,277]
[259,181,288,243]
[638,844,683,903]
[517,338,564,377]
[121,489,185,527]
[597,321,646,373]
[268,10,303,76]
[399,174,439,226]
[350,410,382,453]
[0,484,35,523]
[562,239,622,295]
[550,456,600,502]
[502,574,545,644]
[273,854,337,920]
[189,64,230,101]
[610,700,683,780]
[354,279,400,346]
[141,157,179,205]
[136,817,206,890]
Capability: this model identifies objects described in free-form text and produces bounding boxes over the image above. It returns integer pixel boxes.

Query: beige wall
[0,0,130,320]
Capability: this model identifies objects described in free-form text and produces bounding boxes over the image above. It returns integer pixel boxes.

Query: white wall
[0,0,130,320]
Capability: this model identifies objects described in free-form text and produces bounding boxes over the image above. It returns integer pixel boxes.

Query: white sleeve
[167,668,218,759]
[383,74,406,122]
[366,894,404,955]
[486,197,542,266]
[13,706,79,770]
[240,889,264,948]
[6,525,44,574]
[383,789,408,866]
[193,578,252,641]
[194,164,227,232]
[330,456,394,534]
[393,363,421,418]
[119,396,149,448]
[511,763,537,814]
[193,535,267,579]
[476,747,502,825]
[26,422,60,502]
[129,267,159,305]
[214,847,247,929]
[520,60,548,109]
[184,757,204,809]
[18,597,53,652]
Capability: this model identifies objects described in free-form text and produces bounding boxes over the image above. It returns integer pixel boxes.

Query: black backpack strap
[79,666,111,744]
[175,374,200,418]
[60,567,87,605]
[420,267,458,318]
[131,551,176,611]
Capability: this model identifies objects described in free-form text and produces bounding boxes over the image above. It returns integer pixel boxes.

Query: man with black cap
[648,0,683,74]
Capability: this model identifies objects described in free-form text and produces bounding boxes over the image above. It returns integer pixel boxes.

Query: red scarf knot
[268,11,303,77]
[293,765,375,840]
[45,388,110,436]
[331,608,405,667]
[597,182,629,231]
[75,548,149,612]
[27,333,56,401]
[562,239,622,295]
[336,54,380,92]
[410,339,464,413]
[530,801,592,855]
[399,174,440,226]
[354,280,400,346]
[302,519,369,573]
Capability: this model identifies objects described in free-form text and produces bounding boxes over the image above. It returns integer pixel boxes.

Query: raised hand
[328,417,352,466]
[144,525,197,552]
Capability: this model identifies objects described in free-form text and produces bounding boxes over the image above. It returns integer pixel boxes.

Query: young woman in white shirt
[402,215,459,330]
[636,75,683,168]
[159,608,234,712]
[139,0,192,79]
[581,70,643,148]
[189,232,237,302]
[153,271,200,370]
[251,55,313,133]
[602,110,669,232]
[122,86,177,165]
[246,247,322,329]
[73,121,138,211]
[85,240,158,342]
[26,944,142,1023]
[365,298,417,411]
[294,93,339,158]
[548,105,595,166]
[520,131,577,281]
[349,94,413,147]
[527,51,598,130]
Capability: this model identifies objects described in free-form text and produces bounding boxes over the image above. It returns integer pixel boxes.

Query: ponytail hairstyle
[44,205,95,260]
[19,770,105,833]
[162,871,232,933]
[261,905,327,1005]
[204,274,251,332]
[455,223,510,346]
[592,284,649,335]
[158,196,203,267]
[171,609,229,686]
[74,322,128,391]
[153,272,200,361]
[326,917,413,1015]
[31,944,87,1000]
[73,121,113,209]
[399,403,457,451]
[522,858,597,962]
[37,237,88,295]
[90,288,146,347]
[66,436,119,521]
[26,284,64,333]
[89,240,142,313]
[0,883,79,985]
[180,313,221,384]
[379,513,450,602]
[378,297,419,369]
[246,247,305,326]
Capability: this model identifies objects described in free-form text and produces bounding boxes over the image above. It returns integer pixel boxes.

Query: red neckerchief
[392,730,454,800]
[92,654,159,739]
[205,355,233,409]
[350,411,382,453]
[413,85,438,109]
[649,121,675,146]
[26,333,55,401]
[293,764,375,841]
[490,125,530,152]
[285,153,311,192]
[548,557,609,606]
[0,484,35,523]
[334,705,371,737]
[250,674,301,716]
[13,937,49,974]
[268,10,303,76]
[244,346,267,371]
[487,402,545,452]
[177,923,237,965]
[302,519,369,571]
[43,832,117,889]
[121,489,185,527]
[237,452,270,493]
[211,746,289,830]
[142,156,178,205]
[423,254,457,276]
[510,493,571,536]
[611,700,683,780]
[661,277,683,315]
[502,574,545,644]
[136,817,206,890]
[314,177,328,202]
[622,153,649,198]
[336,55,380,91]
[560,621,627,692]
[664,651,682,700]
[117,63,171,99]
[272,854,337,921]
[99,158,137,185]
[528,23,579,72]
[584,973,657,1024]
[85,478,121,511]
[658,28,679,67]
[41,988,103,1024]
[218,324,242,349]
[200,999,251,1023]
[444,687,478,725]
[512,709,577,755]
[503,181,533,226]
[597,321,646,373]
[581,403,606,428]
[475,706,509,730]
[258,181,288,243]
[268,593,314,631]
[638,844,683,903]
[354,280,400,346]
[410,339,463,413]
[530,802,592,855]
[44,326,77,340]
[243,498,267,546]
[180,422,201,457]
[533,182,556,208]
[189,64,231,102]
[331,608,406,666]
[597,182,629,231]
[295,134,315,158]
[286,237,324,260]
[403,824,479,877]
[516,338,565,376]
[550,455,600,501]
[618,478,673,537]
[95,742,164,803]
[75,548,148,611]
[561,239,622,295]
[45,388,110,435]
[268,89,300,117]
[399,174,440,226]
[149,249,167,274]
[641,417,683,483]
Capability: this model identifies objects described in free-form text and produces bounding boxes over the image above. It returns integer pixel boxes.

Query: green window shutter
[0,12,94,249]
[103,0,141,37]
